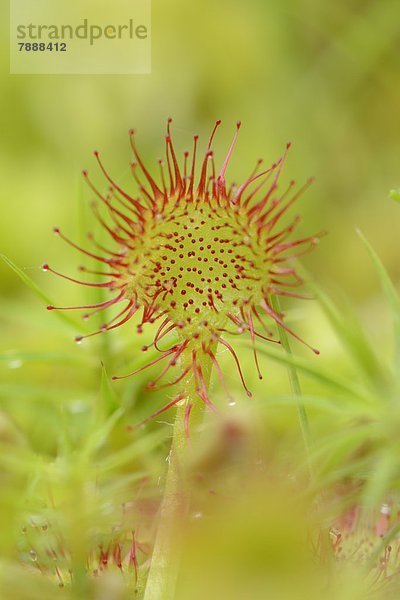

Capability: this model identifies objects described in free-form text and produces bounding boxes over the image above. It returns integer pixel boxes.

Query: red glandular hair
[45,120,320,418]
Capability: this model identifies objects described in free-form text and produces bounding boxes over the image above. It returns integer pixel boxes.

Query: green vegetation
[1,1,399,598]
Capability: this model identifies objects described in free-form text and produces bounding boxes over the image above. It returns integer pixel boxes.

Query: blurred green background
[1,1,400,597]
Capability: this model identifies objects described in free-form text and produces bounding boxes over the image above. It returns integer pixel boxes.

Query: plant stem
[143,352,214,600]
[270,295,312,462]
[270,297,334,559]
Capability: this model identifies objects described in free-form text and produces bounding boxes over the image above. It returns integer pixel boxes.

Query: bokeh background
[1,0,400,598]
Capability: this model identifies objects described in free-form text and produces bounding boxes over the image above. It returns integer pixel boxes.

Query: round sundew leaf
[49,121,319,416]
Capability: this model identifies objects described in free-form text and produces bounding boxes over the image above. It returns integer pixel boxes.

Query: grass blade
[357,229,400,367]
[254,342,371,402]
[1,254,84,332]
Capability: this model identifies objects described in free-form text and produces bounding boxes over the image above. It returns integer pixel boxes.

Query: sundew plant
[2,118,400,600]
[47,121,320,411]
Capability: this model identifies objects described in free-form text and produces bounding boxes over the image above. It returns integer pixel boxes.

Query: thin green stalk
[270,295,312,462]
[143,351,214,600]
[269,296,334,559]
